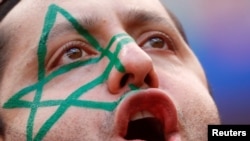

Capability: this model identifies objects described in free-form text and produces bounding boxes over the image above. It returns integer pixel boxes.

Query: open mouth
[114,89,179,141]
[125,117,165,141]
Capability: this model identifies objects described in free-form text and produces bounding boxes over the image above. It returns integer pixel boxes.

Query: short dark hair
[0,0,20,22]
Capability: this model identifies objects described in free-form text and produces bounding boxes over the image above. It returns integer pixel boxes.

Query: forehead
[1,0,174,41]
[3,0,170,21]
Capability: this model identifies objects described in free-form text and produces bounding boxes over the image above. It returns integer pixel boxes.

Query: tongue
[124,117,165,141]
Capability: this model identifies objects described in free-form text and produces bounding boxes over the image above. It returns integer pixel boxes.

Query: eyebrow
[124,8,188,44]
[48,15,100,42]
[126,8,170,25]
[124,8,178,34]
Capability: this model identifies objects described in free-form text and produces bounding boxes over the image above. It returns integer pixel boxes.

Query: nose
[107,42,159,94]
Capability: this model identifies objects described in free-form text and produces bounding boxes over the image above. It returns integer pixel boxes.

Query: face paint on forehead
[3,4,140,141]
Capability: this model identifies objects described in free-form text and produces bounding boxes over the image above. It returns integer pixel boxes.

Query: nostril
[144,71,159,88]
[144,74,152,86]
[120,74,131,88]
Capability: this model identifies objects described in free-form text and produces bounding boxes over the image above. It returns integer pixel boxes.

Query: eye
[62,41,88,62]
[65,46,85,60]
[47,40,98,70]
[141,32,175,51]
[146,37,166,49]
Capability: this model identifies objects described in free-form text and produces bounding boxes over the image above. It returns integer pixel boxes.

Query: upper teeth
[130,110,154,121]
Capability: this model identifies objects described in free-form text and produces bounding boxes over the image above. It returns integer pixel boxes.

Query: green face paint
[3,4,139,141]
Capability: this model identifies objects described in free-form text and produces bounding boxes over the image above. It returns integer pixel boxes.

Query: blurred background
[162,0,250,124]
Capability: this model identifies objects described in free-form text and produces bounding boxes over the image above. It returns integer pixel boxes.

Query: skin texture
[0,0,220,141]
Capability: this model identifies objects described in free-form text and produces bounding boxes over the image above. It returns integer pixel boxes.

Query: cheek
[41,107,112,140]
[2,108,30,133]
[155,62,217,111]
[151,52,213,108]
[0,57,113,137]
[156,65,219,122]
[41,60,107,99]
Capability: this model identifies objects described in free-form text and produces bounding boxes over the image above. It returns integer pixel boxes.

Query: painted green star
[3,4,137,141]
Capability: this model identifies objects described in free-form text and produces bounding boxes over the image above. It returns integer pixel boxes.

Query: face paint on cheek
[3,4,139,141]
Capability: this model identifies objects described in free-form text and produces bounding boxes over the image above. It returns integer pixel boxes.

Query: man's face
[0,0,220,140]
